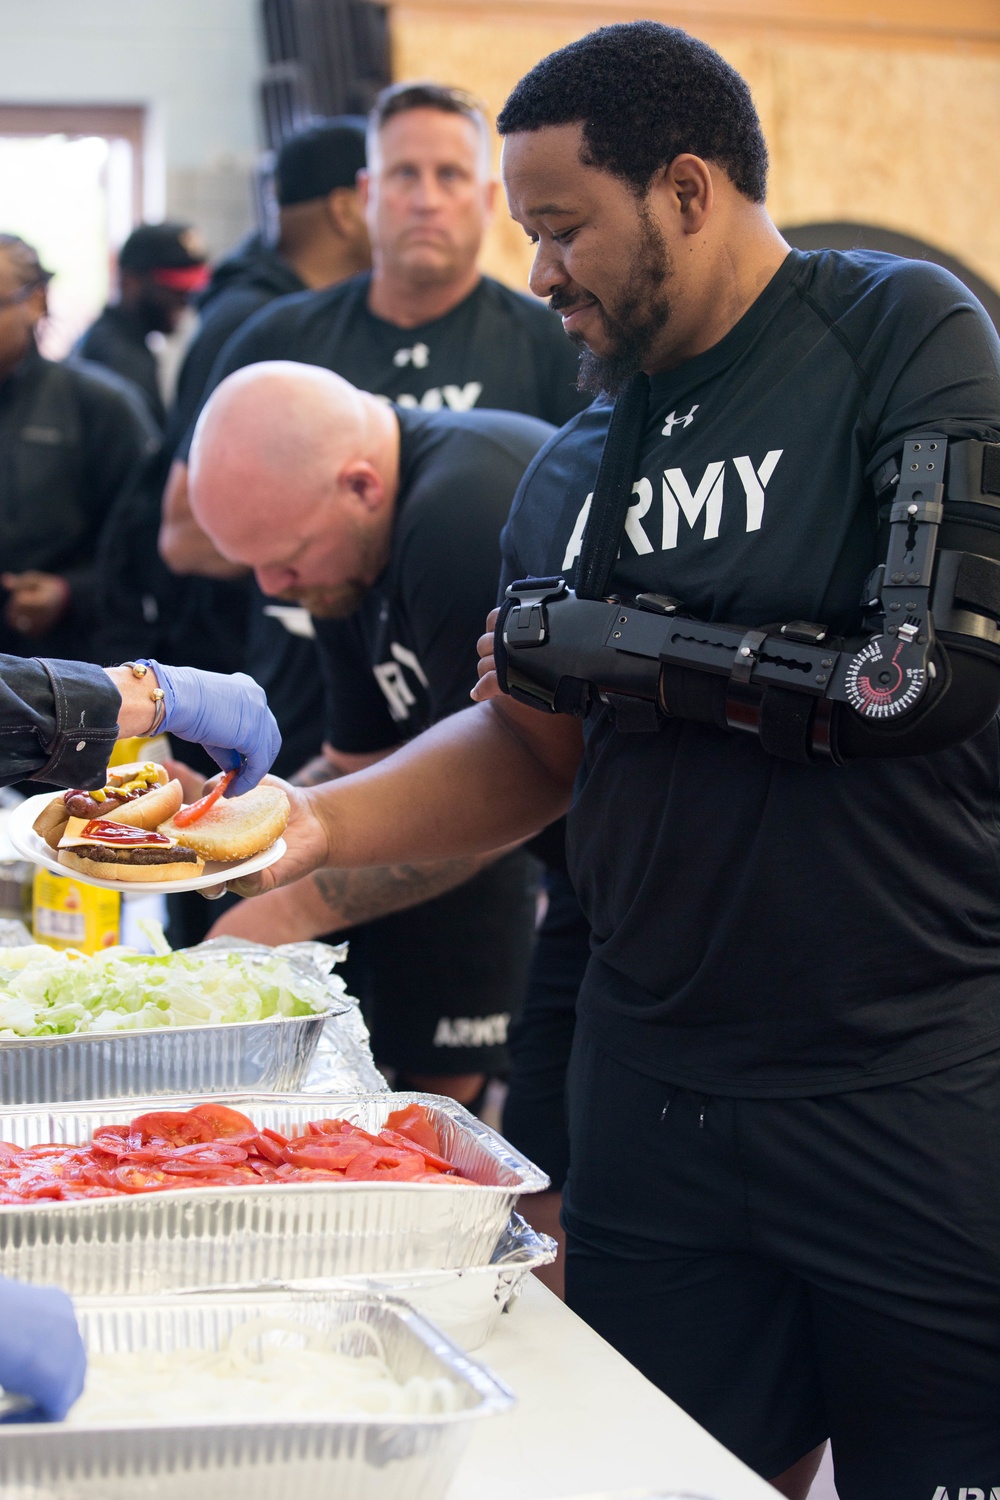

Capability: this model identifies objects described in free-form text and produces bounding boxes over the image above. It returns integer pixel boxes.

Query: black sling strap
[575,372,650,600]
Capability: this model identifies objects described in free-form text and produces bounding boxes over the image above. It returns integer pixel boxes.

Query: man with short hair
[224,23,1000,1496]
[75,222,208,428]
[168,117,371,448]
[0,234,158,664]
[188,360,553,1105]
[160,81,585,585]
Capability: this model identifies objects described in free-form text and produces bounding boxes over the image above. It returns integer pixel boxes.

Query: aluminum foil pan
[0,939,374,1106]
[0,1093,549,1294]
[0,1291,514,1500]
[193,1213,558,1351]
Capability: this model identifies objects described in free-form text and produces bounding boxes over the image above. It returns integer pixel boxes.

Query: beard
[275,581,369,619]
[556,205,673,399]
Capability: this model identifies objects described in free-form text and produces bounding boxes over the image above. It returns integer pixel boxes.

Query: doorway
[0,103,144,357]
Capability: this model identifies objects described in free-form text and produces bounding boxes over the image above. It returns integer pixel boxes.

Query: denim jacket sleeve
[0,657,121,788]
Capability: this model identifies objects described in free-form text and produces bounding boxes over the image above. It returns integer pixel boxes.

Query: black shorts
[563,1027,1000,1498]
[346,851,537,1077]
[501,869,588,1186]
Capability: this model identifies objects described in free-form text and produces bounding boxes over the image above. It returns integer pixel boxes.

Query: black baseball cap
[118,223,209,290]
[274,117,367,207]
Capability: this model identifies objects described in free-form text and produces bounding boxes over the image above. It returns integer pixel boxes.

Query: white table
[450,1278,777,1500]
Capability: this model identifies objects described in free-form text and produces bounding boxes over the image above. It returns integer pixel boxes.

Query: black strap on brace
[576,374,650,601]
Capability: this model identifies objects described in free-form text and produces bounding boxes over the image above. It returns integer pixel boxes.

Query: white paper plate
[7,793,285,895]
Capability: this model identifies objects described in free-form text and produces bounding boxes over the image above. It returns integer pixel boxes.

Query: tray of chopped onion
[0,1291,513,1500]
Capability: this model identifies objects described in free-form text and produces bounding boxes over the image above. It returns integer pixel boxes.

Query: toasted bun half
[33,799,70,851]
[57,849,206,884]
[103,779,182,830]
[159,785,290,862]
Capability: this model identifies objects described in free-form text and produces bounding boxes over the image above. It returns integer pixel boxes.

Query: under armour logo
[393,342,430,369]
[662,404,699,436]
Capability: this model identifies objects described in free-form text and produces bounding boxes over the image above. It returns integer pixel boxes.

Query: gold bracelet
[120,663,166,738]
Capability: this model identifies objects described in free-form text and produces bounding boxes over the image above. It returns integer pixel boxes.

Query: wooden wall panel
[388,2,1000,298]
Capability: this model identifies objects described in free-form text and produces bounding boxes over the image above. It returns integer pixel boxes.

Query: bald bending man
[190,362,554,1103]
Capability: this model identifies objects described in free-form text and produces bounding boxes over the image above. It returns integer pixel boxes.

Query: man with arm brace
[222,24,1000,1494]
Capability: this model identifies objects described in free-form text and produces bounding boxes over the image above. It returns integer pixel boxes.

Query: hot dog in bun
[32,763,184,851]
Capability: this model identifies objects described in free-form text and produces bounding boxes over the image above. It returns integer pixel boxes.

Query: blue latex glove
[137,661,281,795]
[0,1278,86,1421]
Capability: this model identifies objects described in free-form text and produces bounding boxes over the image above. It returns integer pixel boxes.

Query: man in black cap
[0,233,158,665]
[75,222,209,428]
[168,118,371,448]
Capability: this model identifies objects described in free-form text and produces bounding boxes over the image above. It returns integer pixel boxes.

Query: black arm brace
[495,435,1000,764]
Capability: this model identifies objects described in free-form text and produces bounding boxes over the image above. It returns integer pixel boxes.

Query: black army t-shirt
[501,248,1000,1098]
[315,406,554,752]
[185,271,586,438]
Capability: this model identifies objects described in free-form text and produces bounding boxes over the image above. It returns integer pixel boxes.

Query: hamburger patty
[73,845,200,866]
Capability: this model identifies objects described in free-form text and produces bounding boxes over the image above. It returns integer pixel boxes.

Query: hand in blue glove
[138,662,281,795]
[0,1278,86,1421]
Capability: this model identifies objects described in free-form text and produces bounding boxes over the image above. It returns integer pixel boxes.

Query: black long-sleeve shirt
[0,345,158,662]
[74,306,165,429]
[0,656,120,788]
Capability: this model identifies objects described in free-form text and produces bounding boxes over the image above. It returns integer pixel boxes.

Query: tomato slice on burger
[172,768,237,827]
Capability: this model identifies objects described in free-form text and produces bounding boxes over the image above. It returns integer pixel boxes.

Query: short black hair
[497,22,768,203]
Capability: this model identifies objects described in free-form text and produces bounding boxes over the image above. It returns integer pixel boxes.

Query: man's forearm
[211,850,500,943]
[305,700,580,869]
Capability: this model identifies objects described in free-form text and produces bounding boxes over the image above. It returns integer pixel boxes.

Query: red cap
[150,264,210,292]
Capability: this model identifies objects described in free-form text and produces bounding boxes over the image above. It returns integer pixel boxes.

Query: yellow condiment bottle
[108,734,172,768]
[32,869,121,954]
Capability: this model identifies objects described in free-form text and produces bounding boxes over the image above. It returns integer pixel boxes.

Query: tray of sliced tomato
[0,1093,548,1296]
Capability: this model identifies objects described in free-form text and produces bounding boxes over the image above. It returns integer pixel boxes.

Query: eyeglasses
[0,280,48,311]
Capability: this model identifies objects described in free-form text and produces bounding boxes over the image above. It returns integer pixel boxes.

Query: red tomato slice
[259,1127,289,1146]
[281,1139,367,1171]
[252,1133,287,1166]
[172,768,237,827]
[376,1128,459,1175]
[113,1165,168,1192]
[160,1143,248,1170]
[384,1104,442,1155]
[275,1164,347,1181]
[185,1103,258,1141]
[91,1127,132,1159]
[0,1142,22,1164]
[128,1111,209,1147]
[344,1146,425,1181]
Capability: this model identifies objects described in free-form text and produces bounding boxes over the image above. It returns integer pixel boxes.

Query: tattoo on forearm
[290,756,342,788]
[311,858,483,927]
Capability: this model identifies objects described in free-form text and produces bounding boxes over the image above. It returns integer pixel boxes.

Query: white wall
[0,0,262,251]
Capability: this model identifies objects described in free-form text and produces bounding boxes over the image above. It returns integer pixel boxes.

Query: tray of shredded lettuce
[0,939,341,1039]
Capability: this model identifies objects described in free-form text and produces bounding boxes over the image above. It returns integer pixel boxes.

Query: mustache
[548,287,595,315]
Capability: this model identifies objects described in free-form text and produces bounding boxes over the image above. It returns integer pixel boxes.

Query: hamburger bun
[159,784,289,862]
[57,848,206,884]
